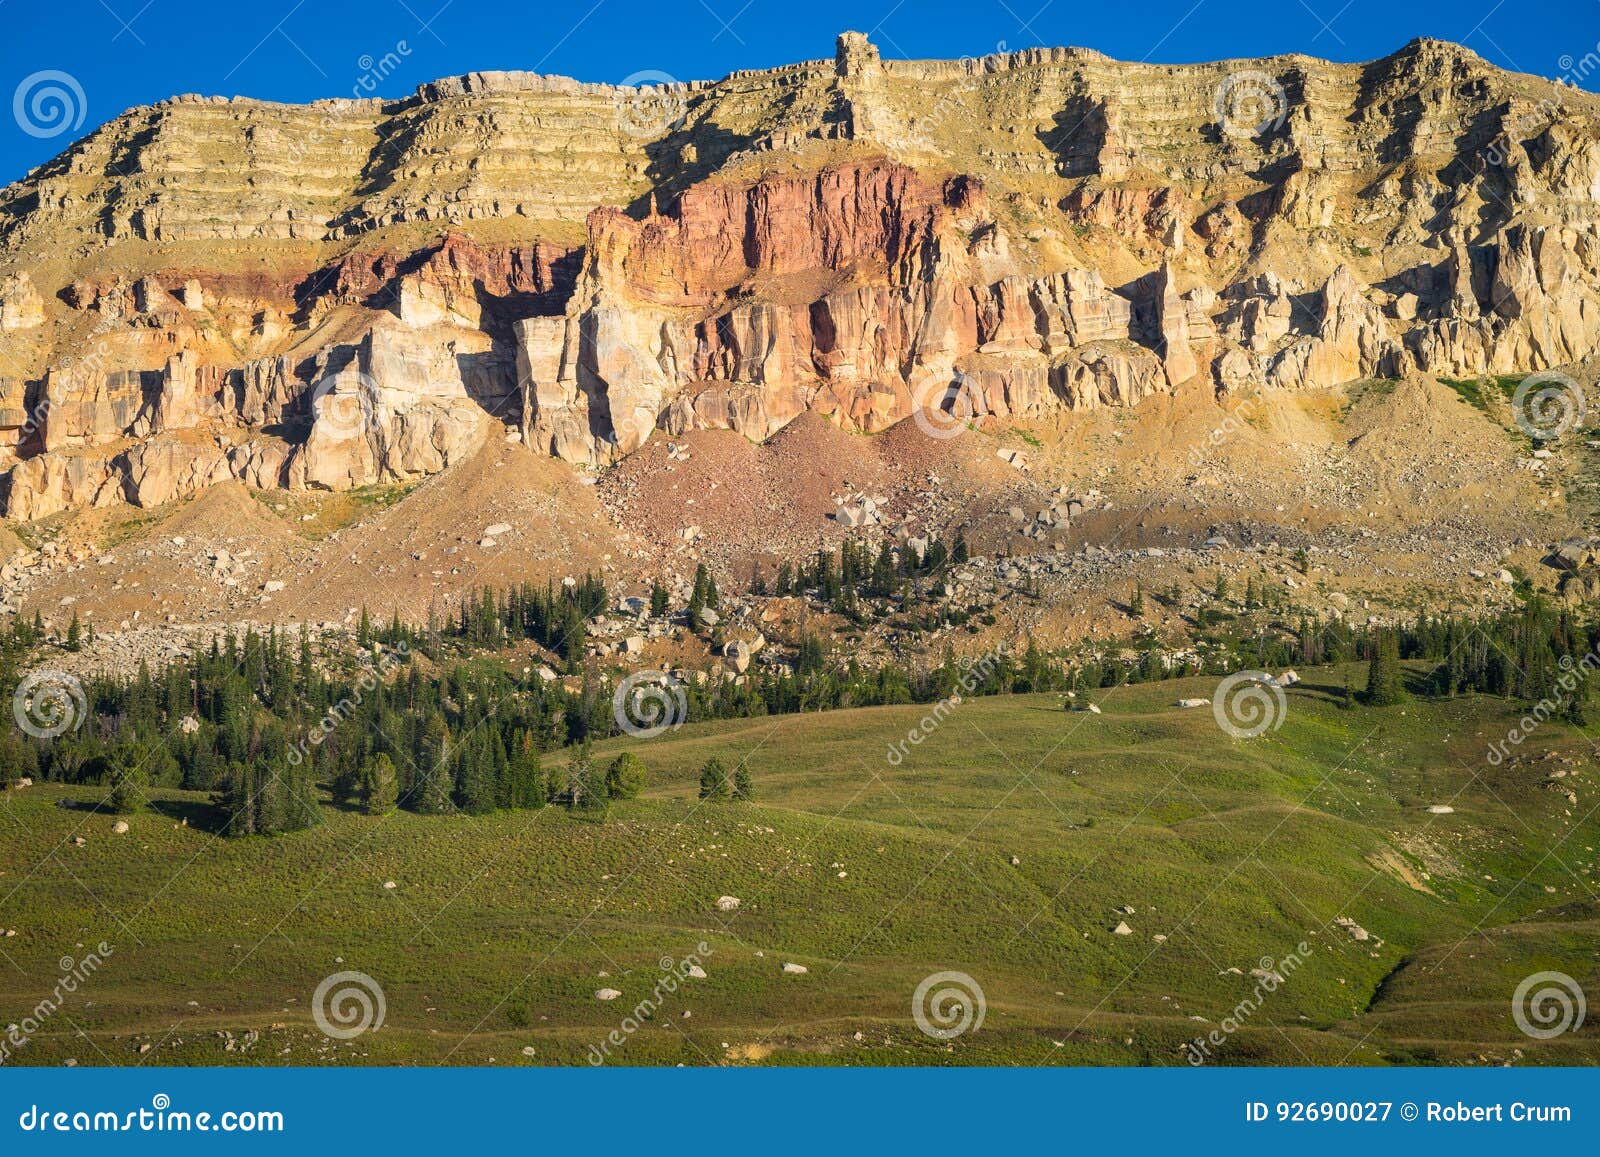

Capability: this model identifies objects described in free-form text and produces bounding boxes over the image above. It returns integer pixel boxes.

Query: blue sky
[0,0,1594,185]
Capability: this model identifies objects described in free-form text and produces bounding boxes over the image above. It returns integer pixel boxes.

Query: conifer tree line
[1,576,1594,835]
[364,573,609,671]
[754,533,970,624]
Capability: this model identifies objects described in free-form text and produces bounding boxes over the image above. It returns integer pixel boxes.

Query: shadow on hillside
[148,798,229,835]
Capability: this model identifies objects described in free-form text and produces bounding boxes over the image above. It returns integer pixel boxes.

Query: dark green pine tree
[359,753,399,815]
[688,564,710,631]
[732,763,754,802]
[216,760,259,836]
[698,757,731,801]
[106,756,146,815]
[871,541,896,598]
[565,744,607,813]
[605,752,646,800]
[279,757,322,833]
[1363,633,1406,706]
[411,712,455,813]
[455,738,496,814]
[501,731,545,809]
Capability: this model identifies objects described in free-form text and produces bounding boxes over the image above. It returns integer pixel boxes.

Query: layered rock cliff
[2,32,1599,518]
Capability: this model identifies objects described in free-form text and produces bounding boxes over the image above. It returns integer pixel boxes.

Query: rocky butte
[1,32,1598,521]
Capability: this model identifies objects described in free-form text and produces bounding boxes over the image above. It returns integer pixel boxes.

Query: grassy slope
[1,665,1597,1067]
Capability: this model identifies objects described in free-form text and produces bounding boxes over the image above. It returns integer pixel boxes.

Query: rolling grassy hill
[1,665,1597,1066]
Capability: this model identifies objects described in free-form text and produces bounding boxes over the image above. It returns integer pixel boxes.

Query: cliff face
[2,33,1599,518]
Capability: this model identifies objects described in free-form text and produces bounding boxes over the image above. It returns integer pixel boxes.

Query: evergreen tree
[502,732,544,809]
[733,763,754,801]
[278,757,321,833]
[649,581,669,619]
[359,753,399,815]
[216,760,258,836]
[456,741,496,814]
[65,612,82,653]
[1364,633,1406,706]
[566,745,607,812]
[688,564,711,630]
[106,761,146,814]
[605,752,646,799]
[698,757,731,801]
[411,712,455,813]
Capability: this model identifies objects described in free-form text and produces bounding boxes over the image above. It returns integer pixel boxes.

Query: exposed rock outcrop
[4,32,1600,517]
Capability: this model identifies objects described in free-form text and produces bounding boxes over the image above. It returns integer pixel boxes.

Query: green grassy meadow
[2,665,1597,1067]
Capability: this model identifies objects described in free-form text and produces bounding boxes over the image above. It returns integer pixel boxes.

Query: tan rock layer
[4,34,1600,517]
